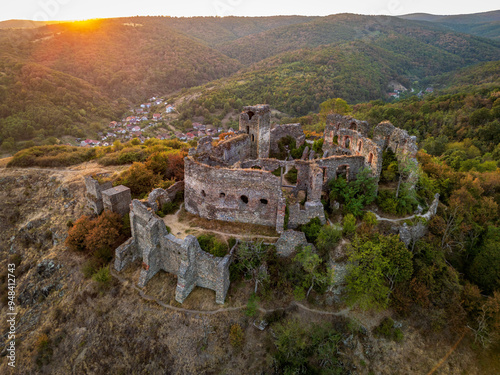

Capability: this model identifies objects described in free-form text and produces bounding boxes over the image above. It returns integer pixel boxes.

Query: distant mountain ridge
[399,10,500,40]
[0,12,499,145]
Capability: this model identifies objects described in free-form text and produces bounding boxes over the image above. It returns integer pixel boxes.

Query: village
[77,96,228,148]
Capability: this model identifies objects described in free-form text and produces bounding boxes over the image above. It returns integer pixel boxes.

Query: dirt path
[111,269,350,317]
[163,204,280,241]
[368,210,417,223]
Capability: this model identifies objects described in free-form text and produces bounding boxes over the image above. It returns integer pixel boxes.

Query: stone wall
[287,201,326,229]
[102,185,131,216]
[84,175,113,215]
[147,181,185,212]
[275,229,310,257]
[239,104,271,159]
[374,121,419,186]
[114,199,232,304]
[184,157,282,227]
[270,123,305,154]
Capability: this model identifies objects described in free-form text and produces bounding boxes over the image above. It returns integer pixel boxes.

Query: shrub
[343,214,356,236]
[35,333,53,367]
[374,317,404,342]
[300,217,322,243]
[285,167,298,184]
[92,266,112,289]
[82,260,98,279]
[229,324,245,348]
[245,293,259,317]
[65,215,94,252]
[115,162,161,197]
[316,225,342,258]
[197,234,228,257]
[329,167,377,217]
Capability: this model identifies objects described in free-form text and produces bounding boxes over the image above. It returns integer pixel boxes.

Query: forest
[0,14,500,149]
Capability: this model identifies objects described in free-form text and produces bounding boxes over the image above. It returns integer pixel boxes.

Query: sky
[1,0,498,22]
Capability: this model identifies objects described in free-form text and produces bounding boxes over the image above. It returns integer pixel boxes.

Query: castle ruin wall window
[247,111,255,120]
[220,192,225,198]
[240,195,249,204]
[358,140,362,152]
[202,190,207,197]
[260,198,268,205]
[368,153,374,165]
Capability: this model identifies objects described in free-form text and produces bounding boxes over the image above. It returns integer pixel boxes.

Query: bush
[245,293,259,317]
[343,214,356,236]
[82,260,98,279]
[315,225,342,258]
[197,234,228,257]
[92,266,112,289]
[229,324,245,348]
[329,167,377,217]
[285,167,298,184]
[273,319,343,374]
[374,317,404,342]
[300,218,322,243]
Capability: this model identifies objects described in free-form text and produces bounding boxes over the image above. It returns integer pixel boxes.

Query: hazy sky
[1,0,498,22]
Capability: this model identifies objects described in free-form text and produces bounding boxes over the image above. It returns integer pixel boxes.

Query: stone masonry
[85,174,131,216]
[185,105,420,234]
[115,199,232,304]
[102,185,132,216]
[84,175,112,214]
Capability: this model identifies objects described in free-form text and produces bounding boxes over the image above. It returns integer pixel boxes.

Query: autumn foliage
[65,211,126,256]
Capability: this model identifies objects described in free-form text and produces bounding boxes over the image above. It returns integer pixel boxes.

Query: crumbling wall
[195,136,214,154]
[114,199,232,304]
[275,229,310,257]
[84,175,113,214]
[102,185,131,216]
[287,201,326,229]
[239,104,271,159]
[147,181,185,212]
[374,121,419,187]
[316,155,366,184]
[270,123,306,154]
[184,157,282,227]
[211,134,250,165]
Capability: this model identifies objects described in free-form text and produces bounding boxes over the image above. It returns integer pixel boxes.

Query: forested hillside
[400,10,500,40]
[0,13,500,149]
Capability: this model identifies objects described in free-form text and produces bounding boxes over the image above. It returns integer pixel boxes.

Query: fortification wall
[184,157,282,227]
[114,199,232,304]
[84,175,112,214]
[270,123,306,154]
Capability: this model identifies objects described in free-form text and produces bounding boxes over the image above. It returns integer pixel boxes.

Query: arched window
[220,193,225,198]
[368,153,374,165]
[240,195,249,204]
[247,111,255,120]
[344,136,350,148]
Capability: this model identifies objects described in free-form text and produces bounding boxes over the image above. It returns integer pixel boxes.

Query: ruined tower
[239,104,271,159]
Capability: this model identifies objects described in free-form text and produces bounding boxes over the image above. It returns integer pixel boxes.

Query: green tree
[346,235,413,310]
[329,167,377,217]
[294,245,334,298]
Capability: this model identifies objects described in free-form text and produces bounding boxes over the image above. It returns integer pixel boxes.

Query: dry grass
[178,207,279,239]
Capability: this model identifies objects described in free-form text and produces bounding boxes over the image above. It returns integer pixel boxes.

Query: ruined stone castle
[108,104,418,305]
[184,104,418,233]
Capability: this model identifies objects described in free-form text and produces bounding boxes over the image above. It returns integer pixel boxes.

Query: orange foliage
[65,211,124,254]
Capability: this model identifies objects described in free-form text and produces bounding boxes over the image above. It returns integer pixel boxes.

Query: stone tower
[239,104,271,159]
